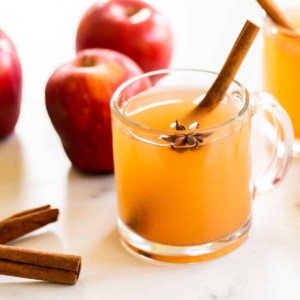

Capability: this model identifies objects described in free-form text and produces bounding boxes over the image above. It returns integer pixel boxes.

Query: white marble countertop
[1,0,300,299]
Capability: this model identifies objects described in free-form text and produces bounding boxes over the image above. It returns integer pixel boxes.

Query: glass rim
[263,12,300,39]
[110,69,250,135]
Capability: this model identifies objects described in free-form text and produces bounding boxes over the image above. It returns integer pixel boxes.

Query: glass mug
[263,7,300,155]
[111,70,293,263]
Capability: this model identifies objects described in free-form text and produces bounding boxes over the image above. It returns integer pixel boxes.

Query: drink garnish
[257,0,295,31]
[165,21,259,152]
[161,120,212,152]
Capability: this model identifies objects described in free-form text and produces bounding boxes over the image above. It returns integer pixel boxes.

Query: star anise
[160,120,213,153]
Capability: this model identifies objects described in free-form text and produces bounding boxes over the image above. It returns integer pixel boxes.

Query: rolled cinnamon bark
[257,0,295,31]
[199,20,260,109]
[0,244,81,284]
[5,205,52,219]
[0,205,59,244]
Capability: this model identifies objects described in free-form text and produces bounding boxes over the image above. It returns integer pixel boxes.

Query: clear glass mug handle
[251,92,294,195]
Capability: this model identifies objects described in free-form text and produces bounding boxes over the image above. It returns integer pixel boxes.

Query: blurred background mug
[111,69,293,263]
[263,6,300,155]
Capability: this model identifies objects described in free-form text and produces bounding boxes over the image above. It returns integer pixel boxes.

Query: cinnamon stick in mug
[257,0,295,31]
[199,20,259,109]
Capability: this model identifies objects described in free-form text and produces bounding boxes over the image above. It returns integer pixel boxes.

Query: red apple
[45,49,149,173]
[76,0,173,73]
[0,30,22,139]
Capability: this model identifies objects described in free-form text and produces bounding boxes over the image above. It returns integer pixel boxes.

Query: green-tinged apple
[0,30,22,139]
[45,49,149,173]
[76,0,173,72]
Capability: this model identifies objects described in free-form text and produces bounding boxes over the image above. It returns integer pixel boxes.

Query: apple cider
[112,86,252,247]
[263,9,300,137]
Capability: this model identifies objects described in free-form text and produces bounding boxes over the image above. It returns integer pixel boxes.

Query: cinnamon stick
[199,20,260,109]
[0,244,81,284]
[257,0,295,31]
[4,205,52,220]
[0,205,59,244]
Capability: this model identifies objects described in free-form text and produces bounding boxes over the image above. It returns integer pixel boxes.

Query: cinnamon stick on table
[0,244,81,285]
[0,205,59,244]
[198,20,259,109]
[257,0,295,31]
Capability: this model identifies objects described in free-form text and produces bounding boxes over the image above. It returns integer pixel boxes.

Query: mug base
[118,218,251,264]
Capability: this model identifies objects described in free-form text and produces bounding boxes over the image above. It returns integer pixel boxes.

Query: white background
[1,0,300,299]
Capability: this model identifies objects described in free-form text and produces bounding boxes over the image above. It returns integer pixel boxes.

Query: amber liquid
[113,87,252,246]
[263,10,300,137]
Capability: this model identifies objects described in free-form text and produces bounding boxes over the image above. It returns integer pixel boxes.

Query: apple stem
[125,6,140,17]
[81,55,96,67]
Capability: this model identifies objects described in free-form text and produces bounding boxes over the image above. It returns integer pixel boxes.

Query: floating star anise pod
[160,120,213,153]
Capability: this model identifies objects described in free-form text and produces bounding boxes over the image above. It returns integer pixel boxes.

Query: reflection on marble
[62,168,117,252]
[0,134,24,204]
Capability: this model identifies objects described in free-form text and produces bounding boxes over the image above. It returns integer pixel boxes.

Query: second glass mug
[111,69,293,263]
[262,7,300,155]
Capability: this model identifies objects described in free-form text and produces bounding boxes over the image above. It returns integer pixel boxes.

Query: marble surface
[1,0,300,299]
